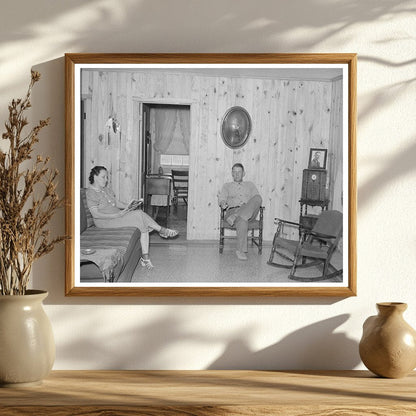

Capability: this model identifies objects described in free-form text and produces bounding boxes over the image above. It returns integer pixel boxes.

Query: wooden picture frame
[65,53,357,297]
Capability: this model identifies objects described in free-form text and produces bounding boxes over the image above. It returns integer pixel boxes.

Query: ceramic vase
[359,302,416,378]
[0,290,55,387]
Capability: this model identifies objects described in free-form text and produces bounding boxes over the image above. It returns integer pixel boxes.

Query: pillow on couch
[80,188,95,230]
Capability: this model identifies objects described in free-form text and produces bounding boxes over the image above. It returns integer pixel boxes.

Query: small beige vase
[0,290,55,387]
[359,302,416,378]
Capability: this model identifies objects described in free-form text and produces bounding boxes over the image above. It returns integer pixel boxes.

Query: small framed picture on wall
[308,148,327,169]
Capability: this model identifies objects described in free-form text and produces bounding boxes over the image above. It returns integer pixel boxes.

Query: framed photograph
[65,53,357,297]
[308,148,327,170]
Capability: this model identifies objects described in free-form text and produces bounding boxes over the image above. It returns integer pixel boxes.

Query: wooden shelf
[1,370,415,415]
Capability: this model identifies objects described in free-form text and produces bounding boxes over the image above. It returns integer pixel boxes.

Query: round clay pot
[0,290,55,387]
[359,302,416,378]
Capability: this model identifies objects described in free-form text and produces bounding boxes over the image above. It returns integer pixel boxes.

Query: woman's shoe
[140,257,154,269]
[159,228,179,239]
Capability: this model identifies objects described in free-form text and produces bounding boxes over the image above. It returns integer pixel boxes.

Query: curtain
[178,108,190,152]
[153,108,178,154]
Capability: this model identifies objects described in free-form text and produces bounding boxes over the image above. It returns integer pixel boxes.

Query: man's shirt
[218,181,260,208]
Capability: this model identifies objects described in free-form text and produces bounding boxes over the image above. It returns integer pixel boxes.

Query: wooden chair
[171,169,188,210]
[267,210,343,281]
[219,206,264,254]
[145,176,171,225]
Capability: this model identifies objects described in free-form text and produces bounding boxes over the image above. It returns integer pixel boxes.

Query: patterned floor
[134,204,344,285]
[131,240,343,284]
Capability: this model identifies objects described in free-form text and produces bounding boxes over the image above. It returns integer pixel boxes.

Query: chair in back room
[171,169,188,211]
[145,176,171,226]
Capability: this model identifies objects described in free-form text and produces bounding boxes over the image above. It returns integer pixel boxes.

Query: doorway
[80,97,92,187]
[141,103,190,241]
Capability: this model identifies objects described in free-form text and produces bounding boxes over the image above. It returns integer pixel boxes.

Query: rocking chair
[267,210,343,281]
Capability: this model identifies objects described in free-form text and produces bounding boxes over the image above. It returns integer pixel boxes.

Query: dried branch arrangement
[0,71,65,295]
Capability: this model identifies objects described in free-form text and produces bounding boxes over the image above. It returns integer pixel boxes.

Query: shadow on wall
[1,1,413,50]
[358,138,416,209]
[0,0,414,96]
[53,308,359,370]
[358,65,415,128]
[54,309,217,369]
[208,314,360,370]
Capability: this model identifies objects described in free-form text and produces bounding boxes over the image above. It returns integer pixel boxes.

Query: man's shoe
[236,250,248,261]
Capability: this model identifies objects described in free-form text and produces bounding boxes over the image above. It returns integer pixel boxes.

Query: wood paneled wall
[328,77,343,212]
[81,70,342,241]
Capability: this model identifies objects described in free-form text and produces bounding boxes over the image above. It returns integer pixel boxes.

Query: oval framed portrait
[221,106,252,149]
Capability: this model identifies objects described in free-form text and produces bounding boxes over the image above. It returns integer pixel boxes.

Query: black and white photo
[308,148,327,169]
[65,54,357,296]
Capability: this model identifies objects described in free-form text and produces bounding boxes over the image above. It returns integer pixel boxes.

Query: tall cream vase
[0,290,55,386]
[0,71,64,386]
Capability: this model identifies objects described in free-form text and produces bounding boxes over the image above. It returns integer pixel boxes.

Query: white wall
[1,0,415,370]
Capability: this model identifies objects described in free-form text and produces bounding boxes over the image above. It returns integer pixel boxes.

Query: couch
[80,189,142,283]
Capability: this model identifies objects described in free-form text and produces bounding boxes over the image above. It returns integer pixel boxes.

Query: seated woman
[86,166,178,270]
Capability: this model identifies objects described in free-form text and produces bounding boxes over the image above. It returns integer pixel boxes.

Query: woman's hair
[89,166,107,184]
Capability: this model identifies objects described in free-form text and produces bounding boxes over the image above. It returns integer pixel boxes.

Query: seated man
[218,163,262,261]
